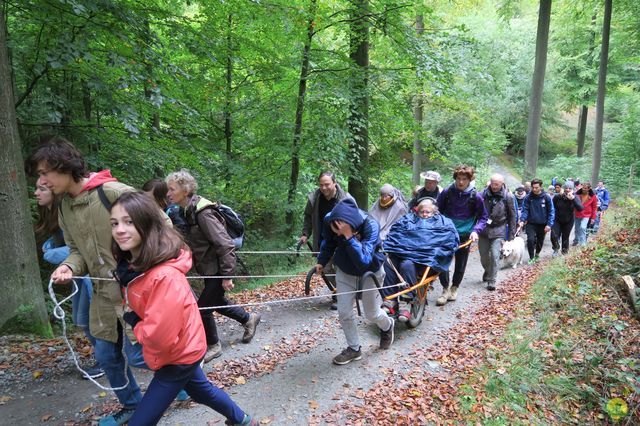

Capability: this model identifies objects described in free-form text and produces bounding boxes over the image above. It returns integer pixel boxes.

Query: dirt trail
[2,164,557,426]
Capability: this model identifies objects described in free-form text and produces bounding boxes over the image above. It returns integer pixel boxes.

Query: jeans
[336,266,392,351]
[199,277,250,345]
[94,323,143,409]
[478,236,503,284]
[574,217,589,246]
[71,277,96,346]
[525,223,546,259]
[128,363,245,426]
[440,233,471,288]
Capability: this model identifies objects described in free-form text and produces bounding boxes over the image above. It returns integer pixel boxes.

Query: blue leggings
[128,363,245,425]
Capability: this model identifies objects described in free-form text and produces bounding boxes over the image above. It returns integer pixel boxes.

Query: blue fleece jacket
[316,198,384,276]
[521,191,555,226]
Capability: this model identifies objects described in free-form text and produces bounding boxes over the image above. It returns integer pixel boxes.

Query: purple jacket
[436,184,489,235]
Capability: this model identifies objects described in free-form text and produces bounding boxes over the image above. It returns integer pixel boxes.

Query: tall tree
[412,14,424,186]
[524,0,552,181]
[347,0,370,208]
[0,8,51,334]
[591,0,612,184]
[577,13,598,157]
[286,0,317,234]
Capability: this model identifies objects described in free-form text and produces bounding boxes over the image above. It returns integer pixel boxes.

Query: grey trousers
[478,236,503,284]
[336,266,392,351]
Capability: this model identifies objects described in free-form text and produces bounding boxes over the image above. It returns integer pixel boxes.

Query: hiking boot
[436,288,451,306]
[379,318,395,349]
[397,300,411,323]
[204,341,222,362]
[332,347,362,365]
[81,361,104,380]
[527,258,537,265]
[381,299,396,315]
[226,414,259,426]
[448,286,459,301]
[330,295,338,311]
[242,313,261,343]
[486,281,496,291]
[98,407,136,426]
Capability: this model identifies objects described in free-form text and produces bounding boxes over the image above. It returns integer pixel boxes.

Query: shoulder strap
[97,185,112,211]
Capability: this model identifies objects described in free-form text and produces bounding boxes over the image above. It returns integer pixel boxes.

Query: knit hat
[329,198,363,231]
[420,171,441,182]
[562,182,574,189]
[379,184,395,196]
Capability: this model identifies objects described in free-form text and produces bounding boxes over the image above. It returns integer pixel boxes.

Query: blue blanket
[383,213,460,272]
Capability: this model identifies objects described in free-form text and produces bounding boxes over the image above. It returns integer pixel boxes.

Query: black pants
[553,221,574,254]
[440,233,470,289]
[525,223,546,259]
[198,277,250,345]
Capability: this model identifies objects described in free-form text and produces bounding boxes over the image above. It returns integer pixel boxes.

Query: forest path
[1,164,552,426]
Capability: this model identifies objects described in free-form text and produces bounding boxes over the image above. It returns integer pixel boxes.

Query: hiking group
[26,136,610,425]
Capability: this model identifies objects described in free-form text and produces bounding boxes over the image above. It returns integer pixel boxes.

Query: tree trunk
[143,20,160,131]
[591,0,612,184]
[347,0,370,208]
[576,105,588,157]
[0,9,51,335]
[524,0,552,181]
[412,15,424,186]
[286,0,317,235]
[224,13,233,186]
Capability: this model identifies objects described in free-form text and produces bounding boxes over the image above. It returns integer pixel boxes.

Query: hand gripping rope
[48,279,130,391]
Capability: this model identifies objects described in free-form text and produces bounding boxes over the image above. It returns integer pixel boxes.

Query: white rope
[70,273,335,281]
[48,279,130,391]
[237,250,320,255]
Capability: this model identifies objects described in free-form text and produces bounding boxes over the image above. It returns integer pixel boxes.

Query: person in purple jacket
[436,165,489,306]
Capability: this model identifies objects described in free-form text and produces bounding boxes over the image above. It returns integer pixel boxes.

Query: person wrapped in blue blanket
[381,198,459,322]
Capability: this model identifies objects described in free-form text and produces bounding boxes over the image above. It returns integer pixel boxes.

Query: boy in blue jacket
[316,199,395,365]
[519,178,555,263]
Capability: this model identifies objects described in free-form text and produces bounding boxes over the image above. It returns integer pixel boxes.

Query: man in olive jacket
[27,137,142,426]
[479,174,517,291]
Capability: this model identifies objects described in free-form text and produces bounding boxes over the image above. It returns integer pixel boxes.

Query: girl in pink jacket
[111,191,256,426]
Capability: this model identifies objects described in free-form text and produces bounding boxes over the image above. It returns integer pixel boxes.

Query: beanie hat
[379,184,394,196]
[562,182,574,189]
[329,198,363,231]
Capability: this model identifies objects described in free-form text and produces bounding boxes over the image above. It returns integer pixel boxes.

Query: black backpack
[192,197,245,249]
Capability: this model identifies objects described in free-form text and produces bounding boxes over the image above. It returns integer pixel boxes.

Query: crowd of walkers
[25,135,611,425]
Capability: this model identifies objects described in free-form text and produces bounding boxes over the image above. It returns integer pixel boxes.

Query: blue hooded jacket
[316,198,384,276]
[383,212,460,273]
[521,191,555,226]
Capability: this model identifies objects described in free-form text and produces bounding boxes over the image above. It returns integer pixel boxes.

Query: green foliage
[0,304,53,337]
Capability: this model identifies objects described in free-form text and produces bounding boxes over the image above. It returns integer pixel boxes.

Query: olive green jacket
[60,181,133,342]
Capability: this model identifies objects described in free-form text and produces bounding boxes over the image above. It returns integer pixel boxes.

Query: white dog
[500,237,526,269]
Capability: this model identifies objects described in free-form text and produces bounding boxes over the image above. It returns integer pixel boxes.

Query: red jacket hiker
[575,188,598,221]
[123,249,206,370]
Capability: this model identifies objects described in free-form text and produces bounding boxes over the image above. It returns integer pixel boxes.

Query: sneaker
[448,286,459,301]
[175,389,190,402]
[204,341,222,363]
[379,318,395,349]
[552,250,559,258]
[397,300,410,323]
[381,300,396,315]
[572,241,578,246]
[436,288,451,306]
[98,407,136,426]
[528,258,537,265]
[486,282,496,291]
[330,295,338,311]
[226,414,259,426]
[81,362,104,380]
[332,347,362,365]
[242,313,262,343]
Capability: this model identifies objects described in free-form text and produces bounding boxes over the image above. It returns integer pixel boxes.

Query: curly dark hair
[452,165,475,181]
[25,136,86,182]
